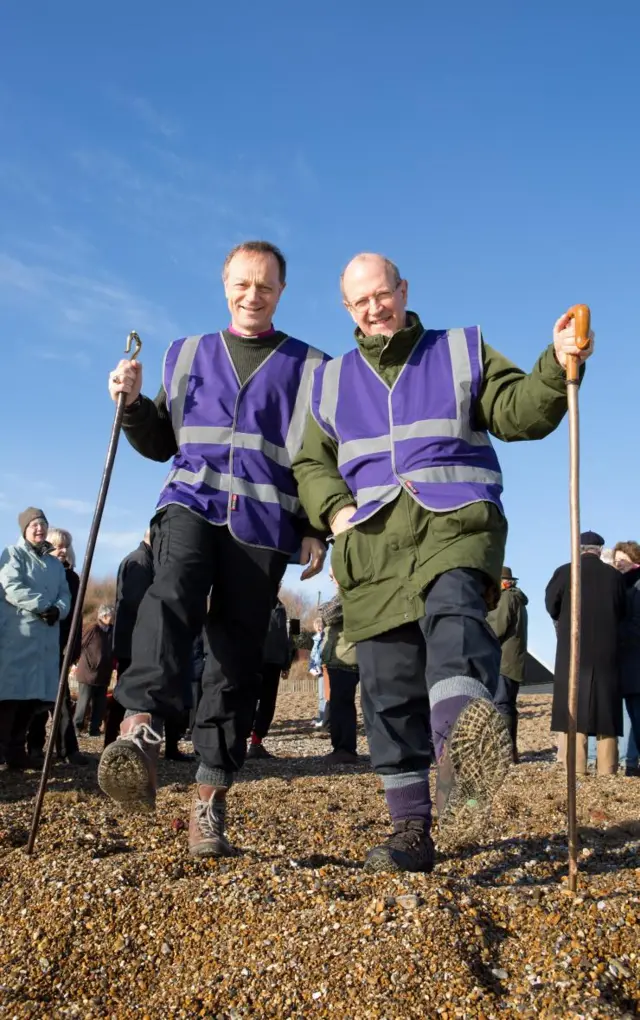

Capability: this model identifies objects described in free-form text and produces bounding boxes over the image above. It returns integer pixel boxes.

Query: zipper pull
[231,494,239,511]
[404,480,418,495]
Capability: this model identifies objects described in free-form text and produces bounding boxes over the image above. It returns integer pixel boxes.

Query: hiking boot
[364,819,435,874]
[246,742,273,761]
[98,713,161,812]
[67,751,89,766]
[436,697,513,832]
[188,786,235,858]
[324,749,359,765]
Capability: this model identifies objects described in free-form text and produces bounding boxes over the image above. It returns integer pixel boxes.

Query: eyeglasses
[348,281,402,313]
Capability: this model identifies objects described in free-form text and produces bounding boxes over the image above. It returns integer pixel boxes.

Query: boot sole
[437,697,512,833]
[98,742,156,813]
[189,840,235,859]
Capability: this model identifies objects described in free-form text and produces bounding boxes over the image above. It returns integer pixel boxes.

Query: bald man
[294,253,594,873]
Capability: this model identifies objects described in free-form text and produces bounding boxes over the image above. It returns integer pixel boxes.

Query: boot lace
[385,820,428,853]
[127,723,162,754]
[195,797,225,840]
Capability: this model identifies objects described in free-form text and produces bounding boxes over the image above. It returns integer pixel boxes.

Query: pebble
[1,689,639,1018]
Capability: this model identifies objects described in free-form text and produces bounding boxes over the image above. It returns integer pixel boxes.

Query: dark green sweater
[293,313,581,642]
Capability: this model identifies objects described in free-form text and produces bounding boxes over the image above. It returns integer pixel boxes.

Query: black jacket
[262,600,292,668]
[619,568,640,695]
[61,566,82,664]
[546,554,627,735]
[113,541,154,660]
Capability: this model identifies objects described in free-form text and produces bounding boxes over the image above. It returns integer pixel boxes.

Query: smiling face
[51,541,67,562]
[25,518,48,545]
[341,254,408,338]
[223,250,285,335]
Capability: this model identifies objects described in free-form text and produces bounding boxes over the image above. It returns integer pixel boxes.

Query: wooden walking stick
[26,331,142,855]
[565,303,591,893]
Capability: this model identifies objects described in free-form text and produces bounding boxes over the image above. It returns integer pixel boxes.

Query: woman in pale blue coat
[0,507,71,767]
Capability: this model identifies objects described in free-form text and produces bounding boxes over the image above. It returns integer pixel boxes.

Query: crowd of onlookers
[1,509,638,780]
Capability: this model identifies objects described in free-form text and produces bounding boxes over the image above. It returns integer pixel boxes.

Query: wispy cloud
[51,497,94,515]
[97,530,143,552]
[107,88,179,139]
[0,251,178,345]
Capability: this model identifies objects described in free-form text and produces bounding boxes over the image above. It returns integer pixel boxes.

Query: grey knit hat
[18,507,48,537]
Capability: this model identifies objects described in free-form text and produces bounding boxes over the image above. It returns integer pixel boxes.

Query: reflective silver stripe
[171,466,300,514]
[400,466,503,485]
[233,432,291,468]
[177,426,233,446]
[318,358,342,433]
[175,427,290,467]
[169,336,203,434]
[393,419,490,446]
[356,483,402,507]
[338,434,391,468]
[447,327,474,430]
[285,346,325,460]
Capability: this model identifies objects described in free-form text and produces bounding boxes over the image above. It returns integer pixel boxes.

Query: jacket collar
[354,311,424,369]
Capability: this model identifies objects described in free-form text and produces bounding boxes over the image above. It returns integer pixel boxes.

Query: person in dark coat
[486,566,528,762]
[27,528,87,764]
[75,605,114,736]
[546,530,627,775]
[247,595,293,759]
[105,533,194,760]
[104,534,154,747]
[613,541,640,773]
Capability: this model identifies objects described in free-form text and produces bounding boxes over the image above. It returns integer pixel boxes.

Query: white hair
[47,527,76,568]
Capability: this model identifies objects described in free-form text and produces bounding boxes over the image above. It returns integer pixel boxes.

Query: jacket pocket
[331,527,375,592]
[442,500,506,539]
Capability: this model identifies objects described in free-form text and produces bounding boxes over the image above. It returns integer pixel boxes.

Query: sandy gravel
[1,693,638,1019]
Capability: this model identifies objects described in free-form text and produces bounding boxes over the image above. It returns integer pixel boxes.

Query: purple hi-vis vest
[157,332,327,553]
[311,326,504,524]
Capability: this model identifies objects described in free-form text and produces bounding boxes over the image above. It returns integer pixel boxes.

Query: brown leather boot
[98,713,161,812]
[188,785,234,858]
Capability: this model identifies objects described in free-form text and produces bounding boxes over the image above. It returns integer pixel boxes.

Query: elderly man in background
[99,240,328,857]
[0,508,70,768]
[547,530,626,775]
[486,567,528,762]
[294,251,593,873]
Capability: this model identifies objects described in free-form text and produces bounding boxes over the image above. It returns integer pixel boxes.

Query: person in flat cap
[486,567,528,760]
[0,507,71,767]
[546,531,626,774]
[580,530,605,548]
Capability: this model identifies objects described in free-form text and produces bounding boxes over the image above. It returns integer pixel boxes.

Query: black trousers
[356,568,500,774]
[27,673,79,759]
[328,667,359,754]
[0,700,43,763]
[253,662,282,739]
[494,673,519,759]
[115,506,288,773]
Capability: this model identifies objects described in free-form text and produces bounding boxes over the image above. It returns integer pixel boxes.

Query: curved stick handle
[567,304,591,351]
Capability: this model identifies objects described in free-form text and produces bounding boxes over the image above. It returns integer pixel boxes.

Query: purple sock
[383,775,432,827]
[430,695,472,761]
[429,676,494,760]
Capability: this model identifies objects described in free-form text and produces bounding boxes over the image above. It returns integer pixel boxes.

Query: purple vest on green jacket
[157,332,327,552]
[311,326,504,524]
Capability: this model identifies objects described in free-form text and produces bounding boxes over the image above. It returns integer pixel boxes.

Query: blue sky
[1,2,638,664]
